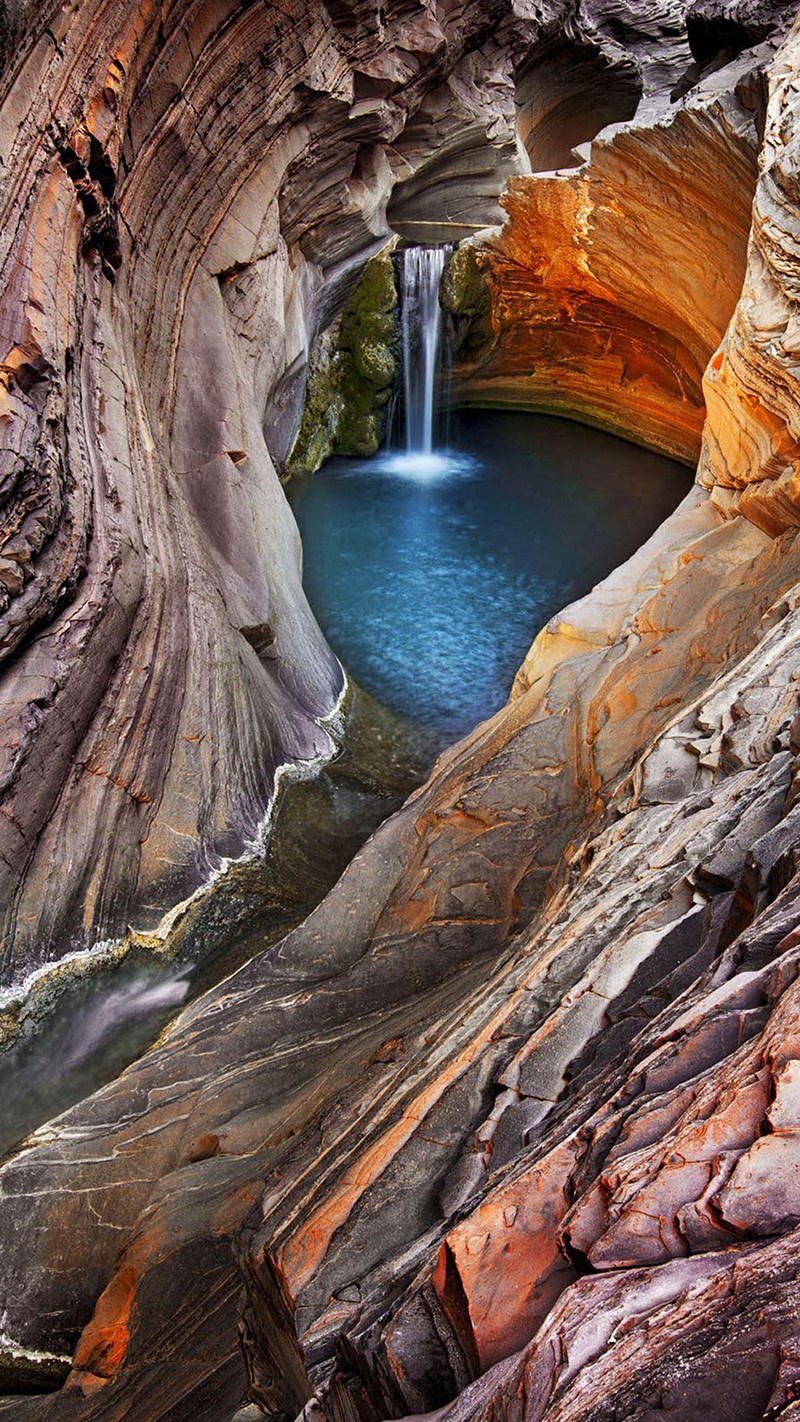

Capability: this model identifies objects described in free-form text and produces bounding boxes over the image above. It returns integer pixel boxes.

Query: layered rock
[5,2,800,1422]
[698,25,800,533]
[445,43,768,463]
[5,489,800,1419]
[0,0,543,980]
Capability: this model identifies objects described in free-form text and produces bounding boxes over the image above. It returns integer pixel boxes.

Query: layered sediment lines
[5,3,800,1422]
[699,30,800,533]
[449,58,764,463]
[0,0,535,980]
[6,491,800,1418]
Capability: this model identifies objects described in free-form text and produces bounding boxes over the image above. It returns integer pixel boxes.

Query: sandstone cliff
[4,2,800,1422]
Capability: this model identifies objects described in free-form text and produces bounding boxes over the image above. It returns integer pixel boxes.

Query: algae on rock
[440,241,493,360]
[286,242,398,477]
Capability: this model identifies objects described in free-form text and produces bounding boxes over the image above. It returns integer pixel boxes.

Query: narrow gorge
[2,1,800,1420]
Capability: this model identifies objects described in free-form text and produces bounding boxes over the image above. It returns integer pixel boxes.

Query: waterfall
[398,245,449,468]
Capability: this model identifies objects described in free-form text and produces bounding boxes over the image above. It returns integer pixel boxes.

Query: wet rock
[6,5,800,1422]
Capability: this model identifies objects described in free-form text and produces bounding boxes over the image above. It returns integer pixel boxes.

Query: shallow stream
[1,408,693,1163]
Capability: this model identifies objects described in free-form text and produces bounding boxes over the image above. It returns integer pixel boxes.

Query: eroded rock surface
[446,53,764,462]
[5,2,800,1422]
[0,0,542,980]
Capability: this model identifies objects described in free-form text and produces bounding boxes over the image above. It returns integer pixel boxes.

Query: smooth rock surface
[5,3,800,1422]
[0,0,542,979]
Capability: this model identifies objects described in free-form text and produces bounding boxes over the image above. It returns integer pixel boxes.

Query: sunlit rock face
[699,24,800,534]
[0,0,543,980]
[7,3,800,1422]
[446,42,765,463]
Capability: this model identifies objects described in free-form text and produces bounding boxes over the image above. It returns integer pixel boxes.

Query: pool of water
[289,409,694,747]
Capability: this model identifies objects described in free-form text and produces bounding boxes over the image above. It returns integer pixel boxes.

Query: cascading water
[388,244,452,477]
[291,254,694,745]
[402,245,448,456]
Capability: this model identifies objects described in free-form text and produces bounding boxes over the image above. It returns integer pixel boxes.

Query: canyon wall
[0,0,535,981]
[5,2,800,1422]
[445,44,767,463]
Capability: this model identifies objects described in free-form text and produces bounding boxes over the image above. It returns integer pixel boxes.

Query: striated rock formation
[7,495,800,1418]
[0,0,539,981]
[698,25,800,533]
[443,22,778,463]
[7,2,800,1422]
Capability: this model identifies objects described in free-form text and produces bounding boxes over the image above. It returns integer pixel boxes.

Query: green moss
[440,244,493,358]
[334,359,382,454]
[346,247,398,325]
[284,329,342,479]
[353,338,395,387]
[284,241,399,477]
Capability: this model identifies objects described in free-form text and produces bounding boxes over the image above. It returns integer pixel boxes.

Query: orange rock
[440,1140,581,1368]
[450,108,757,467]
[71,1264,138,1383]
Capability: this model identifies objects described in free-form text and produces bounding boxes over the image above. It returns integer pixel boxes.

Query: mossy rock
[285,241,399,476]
[283,330,342,478]
[353,338,395,387]
[334,406,382,456]
[340,247,397,391]
[347,246,398,323]
[440,244,493,358]
[334,352,384,455]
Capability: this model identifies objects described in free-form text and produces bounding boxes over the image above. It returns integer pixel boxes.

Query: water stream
[1,246,693,1163]
[398,244,450,472]
[0,687,426,1164]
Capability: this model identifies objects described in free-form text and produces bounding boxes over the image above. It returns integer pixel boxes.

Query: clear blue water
[289,410,693,749]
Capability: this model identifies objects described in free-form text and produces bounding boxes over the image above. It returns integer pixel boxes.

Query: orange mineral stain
[72,1264,138,1383]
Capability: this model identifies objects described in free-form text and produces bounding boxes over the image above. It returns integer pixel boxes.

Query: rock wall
[0,0,540,981]
[446,59,763,462]
[699,27,800,532]
[6,3,800,1422]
